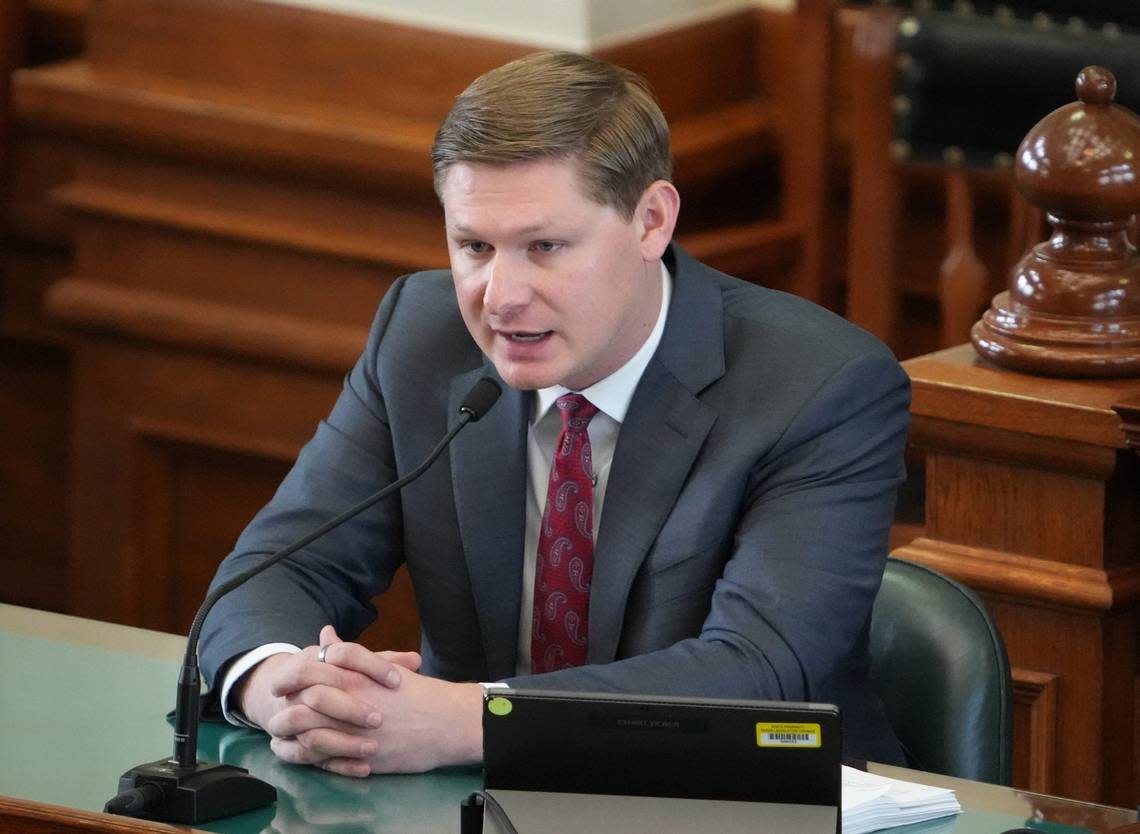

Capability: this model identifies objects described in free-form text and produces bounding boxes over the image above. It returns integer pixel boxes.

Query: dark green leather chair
[868,558,1013,785]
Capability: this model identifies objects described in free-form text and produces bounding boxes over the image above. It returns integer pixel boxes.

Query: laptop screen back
[482,688,841,828]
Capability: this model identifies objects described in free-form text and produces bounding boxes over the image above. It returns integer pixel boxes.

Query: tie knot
[555,393,599,431]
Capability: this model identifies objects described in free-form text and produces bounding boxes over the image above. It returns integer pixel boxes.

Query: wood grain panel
[900,344,1140,805]
[46,280,370,373]
[55,150,447,269]
[129,422,295,633]
[909,415,1117,479]
[923,455,1106,570]
[597,8,757,116]
[1012,668,1059,794]
[894,538,1140,612]
[988,599,1113,801]
[85,0,525,120]
[66,338,346,624]
[905,347,1137,450]
[0,339,71,614]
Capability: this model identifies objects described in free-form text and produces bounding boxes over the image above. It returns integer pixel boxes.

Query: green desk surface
[2,603,1136,833]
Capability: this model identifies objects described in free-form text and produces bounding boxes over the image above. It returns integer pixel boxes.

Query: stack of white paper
[842,765,962,834]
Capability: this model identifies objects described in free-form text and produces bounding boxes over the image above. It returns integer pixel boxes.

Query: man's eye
[463,241,492,254]
[531,241,561,253]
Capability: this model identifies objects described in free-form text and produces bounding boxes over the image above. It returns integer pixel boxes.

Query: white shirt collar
[533,261,672,425]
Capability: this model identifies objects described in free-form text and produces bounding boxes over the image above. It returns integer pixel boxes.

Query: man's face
[442,158,667,391]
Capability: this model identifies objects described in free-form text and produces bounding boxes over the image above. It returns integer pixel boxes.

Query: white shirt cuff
[219,643,301,727]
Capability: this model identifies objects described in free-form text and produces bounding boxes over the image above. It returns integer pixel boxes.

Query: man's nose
[483,255,532,316]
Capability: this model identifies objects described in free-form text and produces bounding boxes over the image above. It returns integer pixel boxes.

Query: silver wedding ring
[318,645,330,663]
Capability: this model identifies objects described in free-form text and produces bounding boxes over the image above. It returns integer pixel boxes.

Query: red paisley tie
[531,394,599,673]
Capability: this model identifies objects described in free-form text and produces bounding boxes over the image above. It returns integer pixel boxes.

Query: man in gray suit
[200,51,910,776]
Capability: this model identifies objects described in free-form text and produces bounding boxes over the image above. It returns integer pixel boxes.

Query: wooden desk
[895,345,1140,805]
[1,603,1137,833]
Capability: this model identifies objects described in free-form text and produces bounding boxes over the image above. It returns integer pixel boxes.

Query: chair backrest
[868,558,1013,785]
[892,8,1140,168]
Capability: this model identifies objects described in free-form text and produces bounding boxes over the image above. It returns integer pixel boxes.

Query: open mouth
[506,331,551,342]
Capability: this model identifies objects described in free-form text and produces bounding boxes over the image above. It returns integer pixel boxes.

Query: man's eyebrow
[448,222,552,237]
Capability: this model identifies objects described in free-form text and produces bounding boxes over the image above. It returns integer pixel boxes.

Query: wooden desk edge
[0,793,210,833]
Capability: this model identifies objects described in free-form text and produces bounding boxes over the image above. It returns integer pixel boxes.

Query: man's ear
[634,180,681,261]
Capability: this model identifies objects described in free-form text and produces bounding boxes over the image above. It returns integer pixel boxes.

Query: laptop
[481,689,841,834]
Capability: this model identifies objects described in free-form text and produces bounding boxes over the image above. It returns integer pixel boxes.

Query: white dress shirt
[220,263,671,721]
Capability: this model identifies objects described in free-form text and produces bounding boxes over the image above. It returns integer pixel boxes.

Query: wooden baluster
[938,170,987,347]
[780,0,832,305]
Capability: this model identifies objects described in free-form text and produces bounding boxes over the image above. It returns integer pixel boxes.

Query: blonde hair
[431,51,672,219]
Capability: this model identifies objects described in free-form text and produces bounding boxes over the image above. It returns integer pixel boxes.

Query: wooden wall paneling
[26,0,88,64]
[845,6,901,348]
[1,4,84,618]
[596,8,758,116]
[605,5,835,300]
[63,336,422,647]
[764,0,832,304]
[83,0,525,121]
[1010,667,1059,795]
[602,8,794,292]
[1,0,24,188]
[0,338,71,613]
[895,344,1140,805]
[127,418,296,633]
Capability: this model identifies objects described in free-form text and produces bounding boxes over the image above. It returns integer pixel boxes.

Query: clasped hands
[237,625,484,777]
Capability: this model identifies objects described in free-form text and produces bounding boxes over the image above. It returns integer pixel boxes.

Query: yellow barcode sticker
[756,722,822,748]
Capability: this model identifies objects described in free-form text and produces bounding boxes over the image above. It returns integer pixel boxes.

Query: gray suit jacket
[200,245,910,763]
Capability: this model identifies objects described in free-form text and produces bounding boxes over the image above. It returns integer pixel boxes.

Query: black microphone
[106,377,502,823]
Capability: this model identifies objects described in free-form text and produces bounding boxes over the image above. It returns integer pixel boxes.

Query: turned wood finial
[971,66,1140,376]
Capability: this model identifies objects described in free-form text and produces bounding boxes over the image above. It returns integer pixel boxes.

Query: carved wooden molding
[44,279,368,372]
[53,179,444,272]
[15,58,774,194]
[14,60,441,193]
[128,417,300,467]
[13,3,777,196]
[679,218,801,281]
[125,419,298,632]
[893,537,1140,611]
[904,345,1136,452]
[909,415,1119,479]
[1012,667,1059,795]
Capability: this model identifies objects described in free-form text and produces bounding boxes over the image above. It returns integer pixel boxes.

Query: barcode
[769,733,811,742]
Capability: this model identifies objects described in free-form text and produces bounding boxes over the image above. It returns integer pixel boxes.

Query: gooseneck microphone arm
[107,377,502,824]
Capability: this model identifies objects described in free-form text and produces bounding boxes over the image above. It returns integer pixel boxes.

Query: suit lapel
[588,246,727,664]
[449,366,530,680]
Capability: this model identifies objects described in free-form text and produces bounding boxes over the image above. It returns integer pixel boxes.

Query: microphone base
[114,758,277,823]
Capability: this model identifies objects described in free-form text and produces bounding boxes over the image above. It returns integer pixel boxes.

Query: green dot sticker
[487,697,513,717]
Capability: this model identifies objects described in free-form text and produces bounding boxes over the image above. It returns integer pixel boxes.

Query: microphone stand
[106,379,501,823]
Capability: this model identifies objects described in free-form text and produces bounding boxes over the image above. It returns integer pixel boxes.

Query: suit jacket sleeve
[197,278,413,693]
